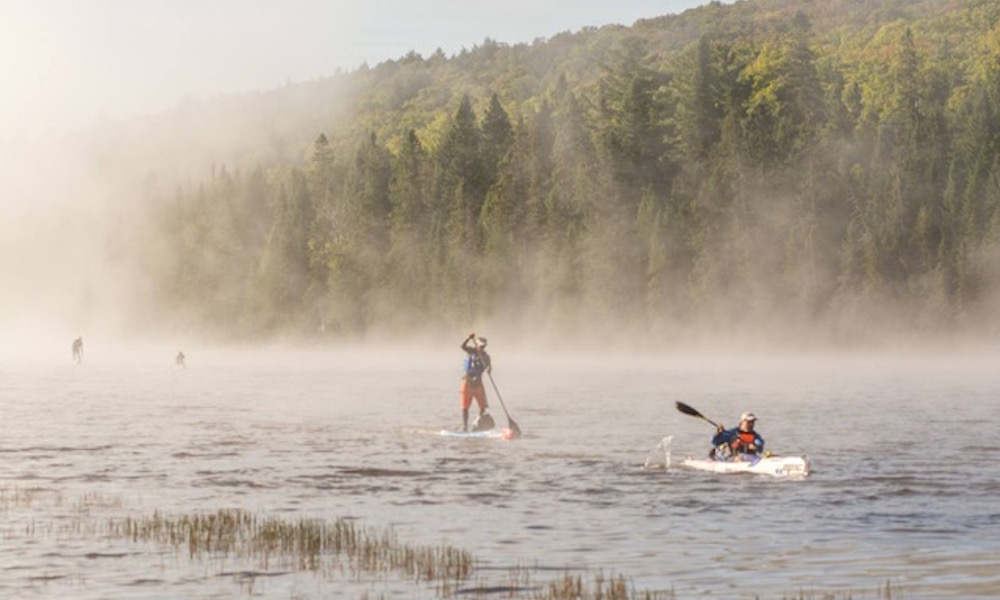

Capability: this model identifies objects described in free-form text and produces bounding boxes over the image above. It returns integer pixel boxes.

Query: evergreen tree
[252,171,313,334]
[675,35,724,163]
[386,129,434,327]
[480,93,514,192]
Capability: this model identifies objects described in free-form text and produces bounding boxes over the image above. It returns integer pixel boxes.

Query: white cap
[740,412,757,422]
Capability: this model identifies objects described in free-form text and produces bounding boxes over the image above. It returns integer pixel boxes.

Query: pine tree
[480,93,514,192]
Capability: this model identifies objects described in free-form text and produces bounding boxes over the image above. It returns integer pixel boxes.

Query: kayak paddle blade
[675,401,703,418]
[675,401,719,429]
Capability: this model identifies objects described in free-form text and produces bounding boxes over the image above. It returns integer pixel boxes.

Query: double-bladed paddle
[675,401,720,429]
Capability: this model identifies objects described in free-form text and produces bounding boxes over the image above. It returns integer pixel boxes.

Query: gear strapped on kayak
[710,411,764,460]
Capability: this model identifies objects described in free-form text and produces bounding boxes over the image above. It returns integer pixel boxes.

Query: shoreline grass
[105,509,474,584]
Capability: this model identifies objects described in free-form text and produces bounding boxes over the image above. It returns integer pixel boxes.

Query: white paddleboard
[439,429,517,440]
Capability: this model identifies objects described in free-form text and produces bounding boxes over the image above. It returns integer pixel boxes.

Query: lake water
[1,347,998,598]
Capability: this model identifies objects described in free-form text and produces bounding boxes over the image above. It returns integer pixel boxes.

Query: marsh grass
[783,578,903,599]
[530,572,675,599]
[104,509,473,584]
[0,485,44,510]
[100,508,677,598]
[2,485,126,513]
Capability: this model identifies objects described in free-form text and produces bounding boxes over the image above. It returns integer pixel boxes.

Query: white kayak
[439,428,517,440]
[681,454,810,478]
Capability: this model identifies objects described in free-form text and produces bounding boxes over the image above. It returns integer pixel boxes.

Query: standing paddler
[459,333,492,432]
[71,337,84,365]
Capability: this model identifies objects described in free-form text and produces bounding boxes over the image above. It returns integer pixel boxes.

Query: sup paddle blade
[506,417,522,439]
[487,372,522,440]
[501,423,521,441]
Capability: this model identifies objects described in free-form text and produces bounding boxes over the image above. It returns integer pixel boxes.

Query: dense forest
[100,0,1000,346]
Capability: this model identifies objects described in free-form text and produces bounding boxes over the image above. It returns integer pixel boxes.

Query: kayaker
[459,333,491,432]
[175,351,186,368]
[711,412,764,460]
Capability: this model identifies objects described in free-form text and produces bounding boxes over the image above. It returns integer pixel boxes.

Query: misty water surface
[1,348,998,598]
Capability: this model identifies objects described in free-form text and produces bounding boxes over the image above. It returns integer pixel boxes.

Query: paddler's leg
[474,382,487,416]
[460,378,473,432]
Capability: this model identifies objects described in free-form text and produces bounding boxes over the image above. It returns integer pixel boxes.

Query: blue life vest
[464,353,486,382]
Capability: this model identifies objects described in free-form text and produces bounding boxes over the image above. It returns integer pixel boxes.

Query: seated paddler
[710,411,765,460]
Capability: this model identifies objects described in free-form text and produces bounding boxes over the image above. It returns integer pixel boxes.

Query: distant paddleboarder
[459,333,492,432]
[71,337,83,365]
[175,351,186,369]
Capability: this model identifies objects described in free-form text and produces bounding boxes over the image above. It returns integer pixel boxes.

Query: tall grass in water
[105,509,473,582]
[102,508,677,598]
[533,572,674,599]
[783,578,903,599]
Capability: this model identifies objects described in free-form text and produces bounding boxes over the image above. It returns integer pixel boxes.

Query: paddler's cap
[477,337,487,347]
[740,412,757,422]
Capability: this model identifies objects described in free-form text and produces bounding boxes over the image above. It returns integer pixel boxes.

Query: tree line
[130,0,1000,344]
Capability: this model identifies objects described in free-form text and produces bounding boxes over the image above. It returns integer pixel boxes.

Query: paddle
[675,401,720,429]
[487,371,522,439]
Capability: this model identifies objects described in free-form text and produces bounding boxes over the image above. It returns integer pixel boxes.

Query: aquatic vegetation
[531,572,675,599]
[100,508,679,598]
[104,509,474,583]
[0,485,43,510]
[783,578,903,599]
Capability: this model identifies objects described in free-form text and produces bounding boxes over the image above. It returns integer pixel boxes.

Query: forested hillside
[103,0,1000,345]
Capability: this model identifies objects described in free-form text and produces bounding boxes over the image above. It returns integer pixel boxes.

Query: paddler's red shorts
[460,378,487,412]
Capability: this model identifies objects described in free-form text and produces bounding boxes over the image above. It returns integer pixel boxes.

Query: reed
[102,509,677,598]
[530,572,674,600]
[783,578,903,599]
[104,509,474,583]
[0,486,41,510]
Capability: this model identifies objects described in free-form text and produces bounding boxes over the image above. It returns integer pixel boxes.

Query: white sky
[0,0,723,141]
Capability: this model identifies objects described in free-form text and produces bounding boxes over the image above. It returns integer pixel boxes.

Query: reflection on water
[1,351,999,597]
